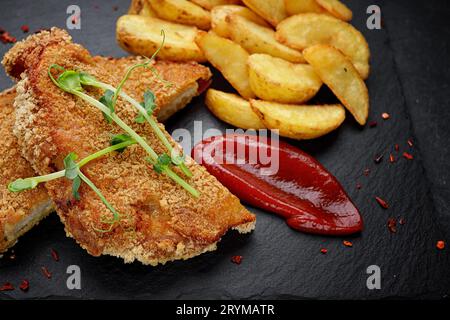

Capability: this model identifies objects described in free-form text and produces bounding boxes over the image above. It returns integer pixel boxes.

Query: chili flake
[356,183,362,190]
[398,217,406,225]
[20,25,29,33]
[407,139,413,147]
[363,168,370,176]
[19,280,29,292]
[374,154,383,164]
[387,218,397,233]
[403,152,414,160]
[51,248,59,262]
[0,30,16,44]
[381,112,390,120]
[375,196,389,209]
[369,121,378,128]
[389,154,395,163]
[0,282,14,291]
[436,241,445,250]
[231,255,243,265]
[320,248,328,254]
[395,144,399,151]
[41,266,52,279]
[343,240,353,247]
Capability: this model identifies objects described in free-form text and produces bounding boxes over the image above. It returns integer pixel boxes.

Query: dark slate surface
[0,0,449,299]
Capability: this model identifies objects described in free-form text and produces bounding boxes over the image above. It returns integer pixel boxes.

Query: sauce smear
[192,134,363,235]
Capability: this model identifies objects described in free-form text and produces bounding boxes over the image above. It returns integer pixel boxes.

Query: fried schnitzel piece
[0,32,212,255]
[0,88,53,254]
[3,28,255,265]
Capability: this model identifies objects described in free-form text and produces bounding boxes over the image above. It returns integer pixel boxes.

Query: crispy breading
[3,28,255,265]
[0,88,53,254]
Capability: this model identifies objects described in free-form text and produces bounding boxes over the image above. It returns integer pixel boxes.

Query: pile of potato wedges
[117,0,370,140]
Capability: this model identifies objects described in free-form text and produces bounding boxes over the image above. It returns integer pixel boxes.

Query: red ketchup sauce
[192,134,363,235]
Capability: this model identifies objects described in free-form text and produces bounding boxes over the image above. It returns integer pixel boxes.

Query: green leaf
[153,153,171,174]
[171,154,185,166]
[135,90,156,123]
[64,152,79,180]
[72,176,81,200]
[99,90,115,123]
[110,134,134,152]
[8,178,38,192]
[57,71,83,92]
[79,72,98,86]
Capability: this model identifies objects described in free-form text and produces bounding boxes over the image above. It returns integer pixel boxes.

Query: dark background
[0,0,449,299]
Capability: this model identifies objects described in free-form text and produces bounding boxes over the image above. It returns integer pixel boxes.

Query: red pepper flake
[363,168,370,176]
[407,139,413,147]
[231,255,243,264]
[436,241,445,250]
[19,280,29,292]
[398,217,406,225]
[403,152,414,160]
[375,196,389,209]
[381,112,390,120]
[343,240,353,247]
[41,266,52,279]
[0,30,16,44]
[320,248,328,254]
[395,144,399,151]
[389,154,395,163]
[51,248,59,262]
[20,25,29,33]
[356,183,362,190]
[71,15,79,25]
[369,121,378,128]
[387,217,397,233]
[374,154,383,164]
[0,282,14,291]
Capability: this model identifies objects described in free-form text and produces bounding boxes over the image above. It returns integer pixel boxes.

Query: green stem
[72,91,199,197]
[92,82,192,177]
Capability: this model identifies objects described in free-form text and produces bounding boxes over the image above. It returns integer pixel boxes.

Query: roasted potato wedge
[116,15,206,62]
[206,89,265,129]
[196,32,255,98]
[242,0,287,26]
[248,54,321,104]
[211,5,271,38]
[276,13,370,79]
[250,100,345,140]
[149,0,211,30]
[226,15,305,63]
[315,0,352,21]
[191,0,241,10]
[303,44,369,125]
[128,0,157,16]
[284,0,327,15]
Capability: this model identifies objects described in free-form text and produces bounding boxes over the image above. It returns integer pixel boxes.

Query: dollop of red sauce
[192,134,363,235]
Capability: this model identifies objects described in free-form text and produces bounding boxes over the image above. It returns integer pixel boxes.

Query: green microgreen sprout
[8,135,137,232]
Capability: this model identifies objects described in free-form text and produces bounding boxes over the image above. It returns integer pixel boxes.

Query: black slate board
[0,0,449,299]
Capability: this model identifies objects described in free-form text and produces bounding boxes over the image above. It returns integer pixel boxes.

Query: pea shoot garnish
[46,30,198,197]
[9,135,137,232]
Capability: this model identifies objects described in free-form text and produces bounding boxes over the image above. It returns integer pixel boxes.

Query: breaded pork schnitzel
[3,28,255,265]
[0,88,54,254]
[0,35,212,255]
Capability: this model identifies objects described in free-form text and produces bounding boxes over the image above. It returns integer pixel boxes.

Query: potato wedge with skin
[316,0,353,21]
[242,0,287,26]
[284,0,327,15]
[211,5,271,38]
[248,54,321,104]
[116,15,206,62]
[196,32,255,98]
[206,89,265,129]
[191,0,241,11]
[226,15,305,63]
[250,100,345,140]
[128,0,157,16]
[303,44,369,125]
[276,13,370,79]
[149,0,211,30]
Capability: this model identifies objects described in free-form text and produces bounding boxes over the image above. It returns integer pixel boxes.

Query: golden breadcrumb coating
[3,28,255,265]
[0,88,53,254]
